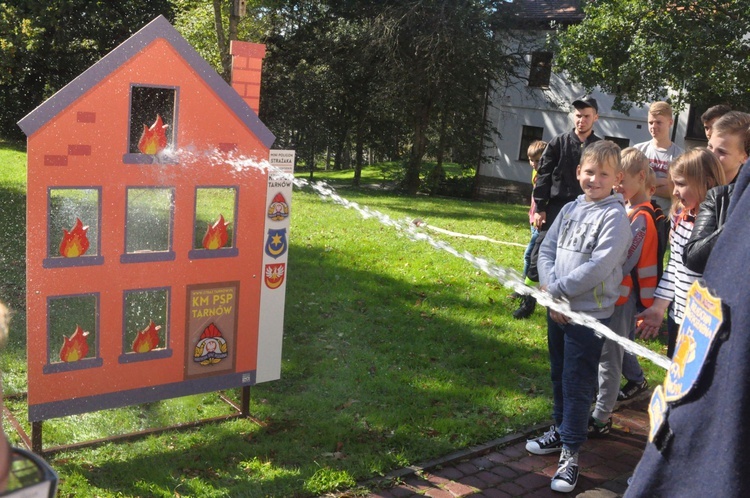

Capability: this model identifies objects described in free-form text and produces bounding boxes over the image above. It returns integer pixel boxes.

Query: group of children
[519,102,750,493]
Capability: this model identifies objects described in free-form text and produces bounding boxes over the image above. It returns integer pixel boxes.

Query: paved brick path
[362,397,649,498]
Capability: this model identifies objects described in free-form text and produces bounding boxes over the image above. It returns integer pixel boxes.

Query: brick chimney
[230,41,266,115]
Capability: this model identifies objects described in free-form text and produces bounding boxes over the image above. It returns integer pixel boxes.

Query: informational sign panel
[256,150,295,382]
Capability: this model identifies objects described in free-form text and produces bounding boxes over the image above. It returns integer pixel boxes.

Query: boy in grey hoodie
[525,141,632,493]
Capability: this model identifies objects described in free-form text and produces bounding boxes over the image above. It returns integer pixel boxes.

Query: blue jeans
[522,226,539,278]
[548,313,607,453]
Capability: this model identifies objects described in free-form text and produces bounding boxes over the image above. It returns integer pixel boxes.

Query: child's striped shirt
[653,214,700,323]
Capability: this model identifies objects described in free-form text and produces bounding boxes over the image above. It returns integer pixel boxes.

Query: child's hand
[550,309,570,325]
[635,307,664,339]
[533,212,546,229]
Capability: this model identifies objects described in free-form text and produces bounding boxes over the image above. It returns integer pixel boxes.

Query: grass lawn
[0,144,667,497]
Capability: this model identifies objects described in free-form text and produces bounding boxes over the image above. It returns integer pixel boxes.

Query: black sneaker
[525,425,562,455]
[551,448,579,493]
[588,416,612,438]
[512,295,536,319]
[617,379,649,401]
[508,291,522,300]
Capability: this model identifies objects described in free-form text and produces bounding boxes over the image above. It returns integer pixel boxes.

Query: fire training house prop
[18,15,293,452]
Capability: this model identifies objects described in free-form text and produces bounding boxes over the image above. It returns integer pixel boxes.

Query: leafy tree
[0,1,174,139]
[554,0,750,112]
[258,1,339,176]
[173,0,270,82]
[363,0,519,194]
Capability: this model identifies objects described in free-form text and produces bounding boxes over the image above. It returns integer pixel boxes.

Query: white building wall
[481,33,695,186]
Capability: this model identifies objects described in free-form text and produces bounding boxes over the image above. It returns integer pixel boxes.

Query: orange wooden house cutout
[18,15,291,425]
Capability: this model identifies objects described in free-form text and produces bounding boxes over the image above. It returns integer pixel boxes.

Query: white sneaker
[551,448,579,493]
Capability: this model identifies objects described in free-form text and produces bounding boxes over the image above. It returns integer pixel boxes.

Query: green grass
[0,144,667,497]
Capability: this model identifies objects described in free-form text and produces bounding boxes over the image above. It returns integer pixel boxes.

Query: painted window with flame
[44,294,102,374]
[122,188,175,263]
[120,288,170,363]
[128,86,176,155]
[45,188,102,268]
[190,187,237,258]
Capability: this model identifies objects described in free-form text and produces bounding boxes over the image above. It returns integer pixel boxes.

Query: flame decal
[202,214,231,250]
[132,320,161,353]
[59,325,90,362]
[137,114,169,154]
[59,218,90,258]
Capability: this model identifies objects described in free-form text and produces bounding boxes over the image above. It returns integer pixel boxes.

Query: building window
[44,293,103,374]
[121,187,176,263]
[125,85,179,163]
[519,126,544,161]
[119,287,172,363]
[605,136,630,149]
[189,187,239,259]
[44,187,104,268]
[528,52,552,88]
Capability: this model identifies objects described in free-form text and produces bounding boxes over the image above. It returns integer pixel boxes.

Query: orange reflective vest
[616,202,660,307]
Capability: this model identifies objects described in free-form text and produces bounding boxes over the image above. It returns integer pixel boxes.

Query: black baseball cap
[572,95,598,112]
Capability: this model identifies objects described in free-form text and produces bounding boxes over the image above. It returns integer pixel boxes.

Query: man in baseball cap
[572,95,599,112]
[514,94,601,319]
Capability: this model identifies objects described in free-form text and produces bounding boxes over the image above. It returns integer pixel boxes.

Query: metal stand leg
[241,386,250,417]
[31,421,43,455]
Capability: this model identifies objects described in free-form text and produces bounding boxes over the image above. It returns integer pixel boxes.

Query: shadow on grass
[50,240,552,497]
[301,186,531,229]
[0,185,27,311]
[0,177,546,496]
[0,185,28,393]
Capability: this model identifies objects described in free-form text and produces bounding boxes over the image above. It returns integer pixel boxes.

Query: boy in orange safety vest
[589,147,658,435]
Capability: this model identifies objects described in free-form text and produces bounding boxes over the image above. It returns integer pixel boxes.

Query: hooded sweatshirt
[538,193,632,319]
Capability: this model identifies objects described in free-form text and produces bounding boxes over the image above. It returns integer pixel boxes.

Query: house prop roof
[18,15,274,148]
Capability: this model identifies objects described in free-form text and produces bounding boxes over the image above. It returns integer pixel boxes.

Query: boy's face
[577,159,622,202]
[703,118,718,140]
[708,131,748,179]
[648,113,673,141]
[529,156,540,170]
[617,170,643,202]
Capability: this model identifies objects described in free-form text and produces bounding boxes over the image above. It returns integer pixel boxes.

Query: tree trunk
[405,104,431,195]
[428,109,448,196]
[308,143,315,181]
[353,122,364,187]
[472,81,491,198]
[213,0,231,83]
[307,130,318,179]
[333,130,347,171]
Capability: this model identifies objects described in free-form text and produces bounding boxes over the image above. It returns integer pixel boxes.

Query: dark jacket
[683,182,735,274]
[532,129,601,227]
[625,158,750,498]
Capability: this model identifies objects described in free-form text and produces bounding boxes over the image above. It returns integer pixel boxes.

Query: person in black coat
[626,155,750,497]
[683,111,750,273]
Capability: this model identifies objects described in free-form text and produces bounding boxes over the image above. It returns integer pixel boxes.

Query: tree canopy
[1,0,523,195]
[554,0,750,112]
[0,0,175,139]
